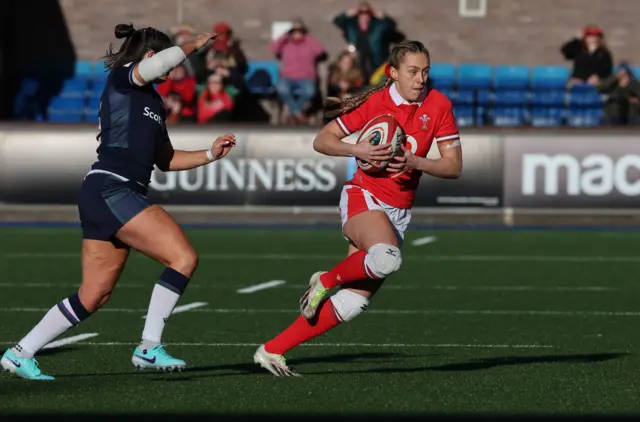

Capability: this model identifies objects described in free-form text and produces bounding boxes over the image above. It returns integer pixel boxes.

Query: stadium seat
[492,107,526,126]
[568,91,602,107]
[74,60,94,77]
[530,90,566,107]
[567,108,602,127]
[632,66,640,78]
[47,97,86,122]
[429,63,456,89]
[493,65,530,89]
[438,88,456,102]
[245,61,279,95]
[89,81,107,99]
[85,97,101,119]
[569,82,598,93]
[531,107,564,127]
[457,63,492,90]
[453,106,474,127]
[531,65,569,90]
[58,78,89,99]
[455,90,475,105]
[493,90,528,106]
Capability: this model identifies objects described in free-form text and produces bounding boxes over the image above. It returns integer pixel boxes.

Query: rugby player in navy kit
[1,24,235,380]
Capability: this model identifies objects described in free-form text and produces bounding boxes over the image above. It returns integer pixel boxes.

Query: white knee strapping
[364,243,402,279]
[330,289,369,322]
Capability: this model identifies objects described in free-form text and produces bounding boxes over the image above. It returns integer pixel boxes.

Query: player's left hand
[386,143,419,173]
[210,133,236,160]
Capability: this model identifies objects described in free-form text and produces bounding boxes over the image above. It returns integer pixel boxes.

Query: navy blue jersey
[91,62,168,186]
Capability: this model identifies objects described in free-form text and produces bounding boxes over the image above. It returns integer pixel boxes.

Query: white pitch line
[141,301,208,319]
[237,280,286,294]
[0,282,620,292]
[4,252,640,263]
[4,307,640,317]
[42,333,99,349]
[411,236,437,246]
[0,341,553,349]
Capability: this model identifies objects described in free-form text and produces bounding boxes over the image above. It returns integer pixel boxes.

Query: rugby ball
[355,114,405,172]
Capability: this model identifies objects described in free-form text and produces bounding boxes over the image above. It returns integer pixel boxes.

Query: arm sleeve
[335,101,371,136]
[433,106,460,143]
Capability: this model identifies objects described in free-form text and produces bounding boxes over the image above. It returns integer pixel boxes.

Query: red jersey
[336,83,459,209]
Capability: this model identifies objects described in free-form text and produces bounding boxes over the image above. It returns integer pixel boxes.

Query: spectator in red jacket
[156,64,196,121]
[197,74,234,123]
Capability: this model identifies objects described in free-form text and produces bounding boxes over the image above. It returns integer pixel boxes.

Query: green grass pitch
[1,226,640,414]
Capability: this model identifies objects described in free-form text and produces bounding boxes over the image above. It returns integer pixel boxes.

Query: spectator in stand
[164,92,185,124]
[169,23,208,82]
[327,51,365,99]
[197,74,234,124]
[561,24,613,87]
[156,63,197,122]
[333,2,399,82]
[597,62,640,126]
[269,18,327,125]
[210,21,248,76]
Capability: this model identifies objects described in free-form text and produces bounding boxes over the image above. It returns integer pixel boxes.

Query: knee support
[330,289,370,322]
[364,243,402,280]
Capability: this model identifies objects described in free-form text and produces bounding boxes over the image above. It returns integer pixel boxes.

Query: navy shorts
[78,172,152,246]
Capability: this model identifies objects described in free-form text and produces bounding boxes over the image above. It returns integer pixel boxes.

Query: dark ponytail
[102,23,173,72]
[324,40,430,118]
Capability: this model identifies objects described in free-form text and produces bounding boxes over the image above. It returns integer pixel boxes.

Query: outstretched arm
[155,132,236,171]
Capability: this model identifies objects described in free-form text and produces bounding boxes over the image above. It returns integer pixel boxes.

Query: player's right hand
[351,133,394,163]
[193,32,218,50]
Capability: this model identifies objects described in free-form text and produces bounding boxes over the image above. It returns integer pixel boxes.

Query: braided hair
[324,40,430,118]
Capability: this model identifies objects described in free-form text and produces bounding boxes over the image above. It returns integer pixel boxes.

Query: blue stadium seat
[89,81,107,99]
[569,91,603,107]
[438,88,456,102]
[245,61,279,95]
[47,97,86,122]
[58,78,89,99]
[493,65,530,89]
[493,90,528,106]
[85,97,101,119]
[632,66,640,78]
[567,108,602,127]
[429,63,456,89]
[531,66,569,90]
[492,107,526,126]
[530,90,566,107]
[531,107,564,127]
[476,89,492,106]
[569,83,598,93]
[457,64,492,90]
[455,90,475,105]
[74,60,94,77]
[453,106,475,127]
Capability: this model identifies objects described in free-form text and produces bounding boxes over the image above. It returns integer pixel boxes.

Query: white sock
[12,305,74,358]
[140,284,181,349]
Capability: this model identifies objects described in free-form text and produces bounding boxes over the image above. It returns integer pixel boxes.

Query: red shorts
[338,185,412,245]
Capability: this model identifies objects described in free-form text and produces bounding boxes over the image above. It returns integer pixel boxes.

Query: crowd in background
[158,2,640,126]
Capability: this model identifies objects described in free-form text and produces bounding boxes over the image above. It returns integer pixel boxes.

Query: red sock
[265,299,341,355]
[320,250,375,289]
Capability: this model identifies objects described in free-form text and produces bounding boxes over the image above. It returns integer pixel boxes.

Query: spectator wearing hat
[333,2,399,82]
[269,18,327,124]
[211,21,249,76]
[561,24,613,86]
[597,62,640,126]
